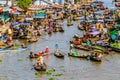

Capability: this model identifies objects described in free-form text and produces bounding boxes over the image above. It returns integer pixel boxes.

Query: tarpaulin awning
[11,22,19,26]
[35,13,46,18]
[20,22,30,25]
[39,10,45,13]
[89,31,101,36]
[28,4,48,10]
[25,18,33,21]
[11,11,20,14]
[3,7,10,12]
[53,4,63,9]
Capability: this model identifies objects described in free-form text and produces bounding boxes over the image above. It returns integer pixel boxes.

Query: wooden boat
[5,44,14,49]
[34,63,47,71]
[53,28,59,32]
[78,25,84,30]
[12,36,31,39]
[59,27,64,32]
[115,3,120,7]
[67,23,73,26]
[110,47,120,52]
[48,31,52,35]
[68,53,89,58]
[54,52,64,58]
[87,50,103,62]
[20,36,31,39]
[29,54,39,58]
[0,43,14,50]
[110,43,120,52]
[74,45,89,51]
[67,21,73,26]
[89,56,102,62]
[28,39,38,43]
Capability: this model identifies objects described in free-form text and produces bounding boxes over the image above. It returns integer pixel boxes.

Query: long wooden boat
[54,52,64,58]
[59,27,64,32]
[74,45,89,51]
[34,63,46,71]
[89,56,102,62]
[68,53,88,58]
[29,54,39,58]
[28,39,38,43]
[78,25,84,30]
[110,47,120,52]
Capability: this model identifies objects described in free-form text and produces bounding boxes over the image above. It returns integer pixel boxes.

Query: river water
[0,0,120,80]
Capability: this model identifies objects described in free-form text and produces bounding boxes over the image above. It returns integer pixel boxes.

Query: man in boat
[55,43,60,55]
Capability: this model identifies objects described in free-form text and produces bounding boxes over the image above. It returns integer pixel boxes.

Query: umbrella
[11,22,18,26]
[89,31,101,36]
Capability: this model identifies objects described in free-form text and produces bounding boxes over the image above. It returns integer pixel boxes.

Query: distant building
[33,0,64,5]
[0,0,12,6]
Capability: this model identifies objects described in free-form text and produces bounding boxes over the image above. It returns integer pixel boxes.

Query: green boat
[110,43,120,52]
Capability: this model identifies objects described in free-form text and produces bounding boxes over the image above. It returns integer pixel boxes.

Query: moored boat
[74,45,89,51]
[28,39,38,43]
[88,50,103,62]
[68,52,89,58]
[78,25,84,30]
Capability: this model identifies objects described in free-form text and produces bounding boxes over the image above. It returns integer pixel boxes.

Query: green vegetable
[54,73,63,76]
[0,60,2,62]
[49,77,55,80]
[45,68,55,75]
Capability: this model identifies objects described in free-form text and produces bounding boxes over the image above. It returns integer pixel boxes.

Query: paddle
[31,64,35,70]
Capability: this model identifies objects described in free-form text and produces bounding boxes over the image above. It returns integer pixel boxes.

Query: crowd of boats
[0,1,120,71]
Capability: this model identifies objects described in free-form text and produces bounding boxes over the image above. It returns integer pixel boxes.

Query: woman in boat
[45,46,49,54]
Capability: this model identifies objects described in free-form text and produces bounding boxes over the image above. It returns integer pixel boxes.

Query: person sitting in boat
[21,43,27,48]
[74,39,80,45]
[39,56,44,66]
[95,53,99,57]
[74,34,79,39]
[30,51,34,57]
[39,51,44,56]
[86,40,92,49]
[98,54,103,59]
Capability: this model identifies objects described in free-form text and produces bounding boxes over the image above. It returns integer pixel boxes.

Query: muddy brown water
[0,0,120,80]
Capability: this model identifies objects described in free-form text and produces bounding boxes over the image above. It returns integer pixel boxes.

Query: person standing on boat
[45,46,49,54]
[55,43,59,52]
[70,43,73,53]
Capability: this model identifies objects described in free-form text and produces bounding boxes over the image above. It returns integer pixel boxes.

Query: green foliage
[45,68,55,75]
[49,77,55,80]
[17,0,32,11]
[0,60,2,62]
[54,73,63,76]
